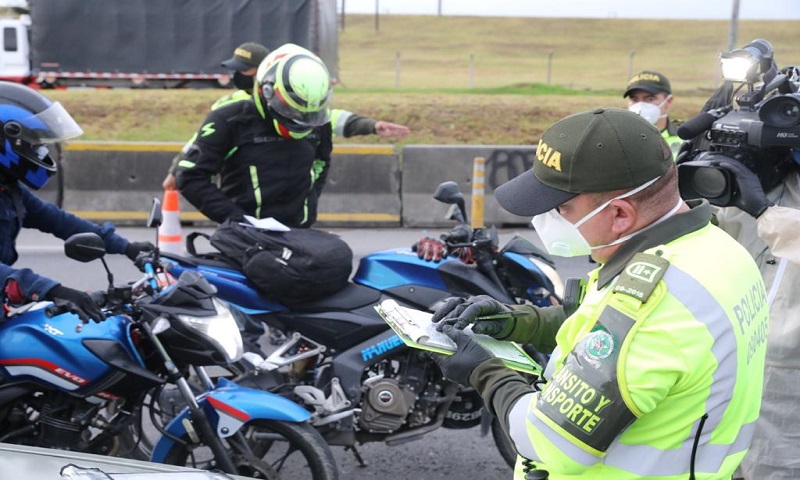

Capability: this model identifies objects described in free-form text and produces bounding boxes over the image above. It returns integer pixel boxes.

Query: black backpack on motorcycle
[206,220,353,306]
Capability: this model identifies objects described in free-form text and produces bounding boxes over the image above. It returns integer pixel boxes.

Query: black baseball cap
[623,70,671,97]
[221,42,270,71]
[495,108,672,217]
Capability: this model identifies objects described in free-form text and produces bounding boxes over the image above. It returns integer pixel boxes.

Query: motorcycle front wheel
[163,419,339,480]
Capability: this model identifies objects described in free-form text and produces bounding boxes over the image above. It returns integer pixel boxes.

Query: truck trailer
[0,0,338,88]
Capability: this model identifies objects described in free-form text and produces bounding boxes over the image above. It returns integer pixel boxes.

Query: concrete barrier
[401,145,536,227]
[60,141,401,227]
[52,142,535,228]
[317,145,401,227]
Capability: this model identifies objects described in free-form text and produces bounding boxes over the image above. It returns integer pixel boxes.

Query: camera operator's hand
[718,159,773,218]
[46,285,105,323]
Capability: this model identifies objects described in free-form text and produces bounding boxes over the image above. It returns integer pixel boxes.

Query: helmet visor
[267,86,331,128]
[12,102,83,144]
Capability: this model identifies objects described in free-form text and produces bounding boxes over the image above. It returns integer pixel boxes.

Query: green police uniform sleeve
[496,281,681,474]
[501,304,566,354]
[331,108,377,138]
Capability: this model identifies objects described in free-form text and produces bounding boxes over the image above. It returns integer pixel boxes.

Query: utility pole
[728,0,740,51]
[340,0,346,31]
[375,0,379,33]
[438,0,442,16]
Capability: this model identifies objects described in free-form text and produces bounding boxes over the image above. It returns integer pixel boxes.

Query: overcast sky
[342,0,800,20]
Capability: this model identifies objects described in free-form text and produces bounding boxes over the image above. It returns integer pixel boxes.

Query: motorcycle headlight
[176,299,243,363]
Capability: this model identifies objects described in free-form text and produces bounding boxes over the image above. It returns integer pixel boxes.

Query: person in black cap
[427,108,767,479]
[623,70,683,159]
[221,42,270,94]
[162,42,410,191]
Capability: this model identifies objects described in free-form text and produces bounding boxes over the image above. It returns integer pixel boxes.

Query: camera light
[720,38,774,83]
[720,56,757,82]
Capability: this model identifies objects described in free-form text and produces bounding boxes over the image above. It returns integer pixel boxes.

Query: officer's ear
[607,199,638,235]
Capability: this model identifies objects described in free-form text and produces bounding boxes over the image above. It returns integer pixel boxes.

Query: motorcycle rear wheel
[163,419,339,480]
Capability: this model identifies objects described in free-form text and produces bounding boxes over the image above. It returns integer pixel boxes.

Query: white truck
[0,0,338,89]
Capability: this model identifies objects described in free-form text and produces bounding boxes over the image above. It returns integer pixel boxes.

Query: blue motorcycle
[0,204,338,480]
[160,181,562,468]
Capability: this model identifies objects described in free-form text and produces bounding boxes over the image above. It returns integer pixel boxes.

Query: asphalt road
[16,226,593,480]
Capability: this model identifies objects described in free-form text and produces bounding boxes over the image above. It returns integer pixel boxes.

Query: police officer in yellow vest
[625,70,683,160]
[431,108,768,479]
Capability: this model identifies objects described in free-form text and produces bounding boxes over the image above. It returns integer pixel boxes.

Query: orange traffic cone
[158,189,184,255]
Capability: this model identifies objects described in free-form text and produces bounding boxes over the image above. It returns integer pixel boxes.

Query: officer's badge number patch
[613,252,669,302]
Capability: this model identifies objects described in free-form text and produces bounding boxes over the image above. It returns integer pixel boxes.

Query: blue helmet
[0,82,83,189]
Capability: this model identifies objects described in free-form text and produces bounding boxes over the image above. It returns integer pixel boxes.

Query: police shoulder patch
[613,251,670,303]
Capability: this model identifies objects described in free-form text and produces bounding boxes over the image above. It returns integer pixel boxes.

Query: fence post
[628,49,636,79]
[471,156,486,229]
[546,50,554,85]
[469,53,475,89]
[395,51,401,89]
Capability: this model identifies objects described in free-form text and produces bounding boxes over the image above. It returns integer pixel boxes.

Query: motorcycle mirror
[433,181,461,204]
[433,181,468,224]
[445,204,465,223]
[64,233,106,263]
[147,198,163,229]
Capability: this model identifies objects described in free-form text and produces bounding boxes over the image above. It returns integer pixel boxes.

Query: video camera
[677,39,800,207]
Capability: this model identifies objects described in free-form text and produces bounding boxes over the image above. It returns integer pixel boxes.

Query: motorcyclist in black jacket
[176,44,356,228]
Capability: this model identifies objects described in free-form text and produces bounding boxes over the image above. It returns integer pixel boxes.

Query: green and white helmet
[255,44,332,133]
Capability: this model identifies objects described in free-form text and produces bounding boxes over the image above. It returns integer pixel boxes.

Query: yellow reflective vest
[662,119,683,161]
[502,201,767,479]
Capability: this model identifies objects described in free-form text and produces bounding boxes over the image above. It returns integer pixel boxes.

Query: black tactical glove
[430,325,493,386]
[717,159,773,218]
[46,285,105,323]
[125,241,155,261]
[413,237,448,262]
[432,295,517,339]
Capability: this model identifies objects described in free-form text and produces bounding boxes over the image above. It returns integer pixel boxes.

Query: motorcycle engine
[358,377,418,433]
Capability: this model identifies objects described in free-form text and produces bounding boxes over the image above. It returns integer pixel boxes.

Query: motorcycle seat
[291,283,382,312]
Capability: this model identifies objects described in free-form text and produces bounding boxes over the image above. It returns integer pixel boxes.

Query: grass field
[45,15,800,145]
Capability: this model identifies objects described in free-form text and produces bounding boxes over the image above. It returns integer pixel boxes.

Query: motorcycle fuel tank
[353,248,514,307]
[0,304,137,396]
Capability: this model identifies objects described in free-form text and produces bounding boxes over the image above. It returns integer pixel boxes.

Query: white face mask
[628,95,671,125]
[531,177,663,257]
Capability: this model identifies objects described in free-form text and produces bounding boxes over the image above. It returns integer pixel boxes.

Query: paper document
[375,299,541,375]
[242,215,291,232]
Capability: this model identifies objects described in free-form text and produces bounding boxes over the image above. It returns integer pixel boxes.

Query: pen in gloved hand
[475,310,529,321]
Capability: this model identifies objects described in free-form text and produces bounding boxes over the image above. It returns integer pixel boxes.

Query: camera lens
[691,167,728,197]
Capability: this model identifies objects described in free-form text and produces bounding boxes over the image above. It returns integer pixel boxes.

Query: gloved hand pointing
[125,241,155,261]
[432,295,518,339]
[46,285,105,323]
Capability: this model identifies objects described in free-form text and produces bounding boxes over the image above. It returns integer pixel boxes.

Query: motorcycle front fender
[150,378,310,462]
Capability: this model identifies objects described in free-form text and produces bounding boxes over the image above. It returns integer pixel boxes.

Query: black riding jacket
[175,100,333,227]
